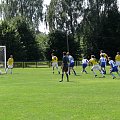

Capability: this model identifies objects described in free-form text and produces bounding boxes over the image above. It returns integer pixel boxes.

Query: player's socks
[111,73,115,79]
[93,70,96,76]
[66,74,69,82]
[68,71,70,75]
[10,69,12,74]
[53,67,54,74]
[104,70,106,74]
[59,74,64,82]
[62,73,64,80]
[72,69,76,75]
[99,70,104,77]
[6,68,8,73]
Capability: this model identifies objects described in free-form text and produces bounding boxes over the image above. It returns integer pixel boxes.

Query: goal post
[0,46,6,71]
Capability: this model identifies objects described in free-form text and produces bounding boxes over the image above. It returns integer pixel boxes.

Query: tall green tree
[15,17,41,61]
[0,0,43,30]
[47,0,120,58]
[0,17,41,61]
[77,0,120,58]
[47,0,83,58]
[36,33,49,60]
[0,20,24,60]
[47,0,84,38]
[46,30,80,60]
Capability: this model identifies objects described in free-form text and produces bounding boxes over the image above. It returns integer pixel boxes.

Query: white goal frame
[0,46,6,69]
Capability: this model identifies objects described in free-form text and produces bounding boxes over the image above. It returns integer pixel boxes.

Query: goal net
[0,46,6,72]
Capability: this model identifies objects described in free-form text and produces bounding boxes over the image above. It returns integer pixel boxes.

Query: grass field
[0,67,120,120]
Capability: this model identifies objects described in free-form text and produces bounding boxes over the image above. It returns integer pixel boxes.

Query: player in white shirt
[81,57,89,74]
[67,52,76,75]
[99,54,107,74]
[108,57,120,79]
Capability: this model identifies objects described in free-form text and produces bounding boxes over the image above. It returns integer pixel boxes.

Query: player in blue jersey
[99,54,107,74]
[81,57,89,74]
[108,57,120,79]
[67,52,76,75]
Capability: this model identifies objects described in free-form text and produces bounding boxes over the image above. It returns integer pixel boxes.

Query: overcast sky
[43,0,51,5]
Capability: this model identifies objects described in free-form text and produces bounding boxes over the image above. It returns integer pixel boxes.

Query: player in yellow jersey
[100,50,108,60]
[51,53,60,74]
[115,52,120,71]
[6,55,14,74]
[89,55,105,77]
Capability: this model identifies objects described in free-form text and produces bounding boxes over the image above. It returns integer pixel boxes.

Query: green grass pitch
[0,67,120,120]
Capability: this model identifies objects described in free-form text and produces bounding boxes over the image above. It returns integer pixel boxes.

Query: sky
[38,0,51,33]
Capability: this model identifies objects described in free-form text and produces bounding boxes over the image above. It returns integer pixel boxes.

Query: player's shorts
[52,62,58,68]
[100,62,106,67]
[62,65,68,72]
[69,62,74,67]
[116,61,120,66]
[92,64,100,70]
[110,66,118,72]
[82,63,87,68]
[8,65,13,69]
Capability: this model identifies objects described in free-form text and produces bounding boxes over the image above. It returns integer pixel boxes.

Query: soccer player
[115,52,120,71]
[67,52,76,75]
[108,57,120,79]
[6,55,14,74]
[51,53,60,74]
[89,55,105,77]
[81,57,89,74]
[59,52,69,82]
[100,50,108,60]
[99,54,107,74]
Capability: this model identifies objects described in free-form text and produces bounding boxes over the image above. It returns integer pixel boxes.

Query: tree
[47,0,84,38]
[0,17,41,61]
[36,33,49,60]
[0,20,24,60]
[16,18,40,61]
[76,0,120,58]
[0,0,43,30]
[46,30,80,60]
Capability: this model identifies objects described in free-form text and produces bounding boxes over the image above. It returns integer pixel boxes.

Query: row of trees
[0,17,41,61]
[0,16,80,61]
[48,0,120,58]
[0,0,120,61]
[0,0,43,30]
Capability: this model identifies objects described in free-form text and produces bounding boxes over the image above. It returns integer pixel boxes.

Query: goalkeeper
[6,55,14,74]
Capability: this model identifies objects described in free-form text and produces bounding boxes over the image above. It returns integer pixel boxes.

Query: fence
[13,61,82,68]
